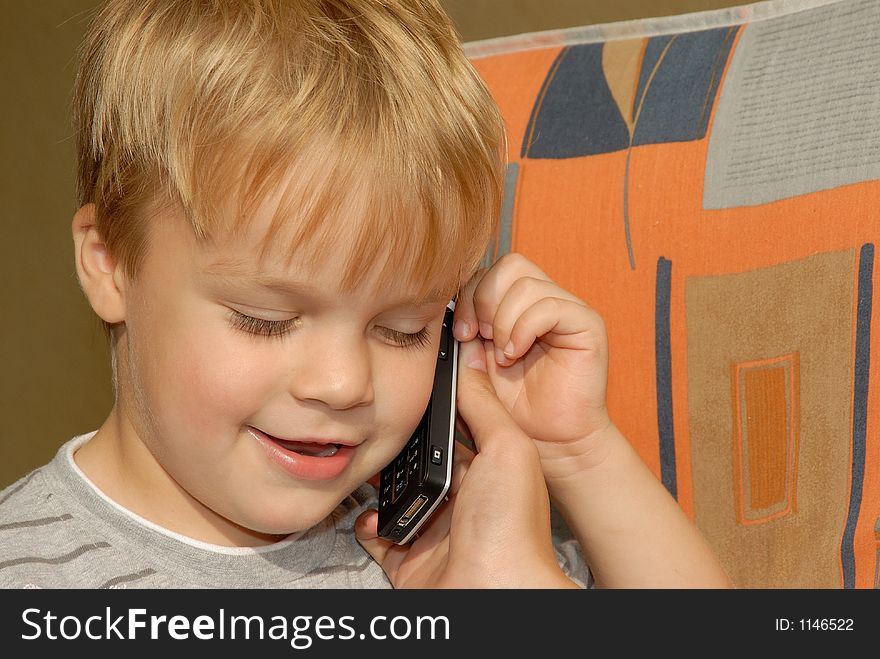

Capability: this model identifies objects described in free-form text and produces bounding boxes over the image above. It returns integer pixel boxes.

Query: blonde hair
[73,0,507,337]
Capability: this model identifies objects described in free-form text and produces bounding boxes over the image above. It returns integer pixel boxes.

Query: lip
[246,426,357,481]
[254,429,357,447]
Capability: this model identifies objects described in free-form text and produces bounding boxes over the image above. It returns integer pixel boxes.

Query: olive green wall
[1,3,113,489]
[443,0,747,41]
[0,0,747,487]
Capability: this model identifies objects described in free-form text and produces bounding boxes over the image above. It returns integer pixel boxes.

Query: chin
[242,493,351,537]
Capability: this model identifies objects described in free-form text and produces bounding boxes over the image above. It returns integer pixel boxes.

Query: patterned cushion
[464,0,880,588]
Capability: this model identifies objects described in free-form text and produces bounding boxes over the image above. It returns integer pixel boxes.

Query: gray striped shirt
[0,433,591,588]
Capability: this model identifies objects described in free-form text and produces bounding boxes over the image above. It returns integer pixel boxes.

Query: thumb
[456,338,528,454]
[355,509,411,585]
[354,509,392,566]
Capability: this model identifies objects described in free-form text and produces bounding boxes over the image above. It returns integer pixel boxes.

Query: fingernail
[461,339,486,372]
[494,346,509,365]
[453,319,469,340]
[479,322,493,339]
[503,340,515,357]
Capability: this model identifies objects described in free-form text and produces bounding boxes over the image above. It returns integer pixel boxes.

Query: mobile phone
[377,299,458,544]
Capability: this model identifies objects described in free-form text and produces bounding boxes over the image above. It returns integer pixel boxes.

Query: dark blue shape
[633,27,736,146]
[522,26,737,159]
[841,243,873,588]
[634,35,674,116]
[655,257,677,499]
[521,45,630,159]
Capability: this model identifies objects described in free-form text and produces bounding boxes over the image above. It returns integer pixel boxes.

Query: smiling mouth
[249,427,342,457]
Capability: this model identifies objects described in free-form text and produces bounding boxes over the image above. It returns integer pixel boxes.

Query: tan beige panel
[685,249,855,588]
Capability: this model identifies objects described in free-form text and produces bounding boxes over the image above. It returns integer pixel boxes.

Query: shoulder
[0,465,86,588]
[0,439,125,589]
[0,438,88,529]
[0,466,58,524]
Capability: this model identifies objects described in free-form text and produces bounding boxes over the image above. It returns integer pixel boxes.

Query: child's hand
[452,253,613,480]
[355,338,580,588]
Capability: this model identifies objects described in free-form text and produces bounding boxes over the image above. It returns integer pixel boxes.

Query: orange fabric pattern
[467,0,880,587]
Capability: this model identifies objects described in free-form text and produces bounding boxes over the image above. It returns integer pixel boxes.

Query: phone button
[393,468,407,498]
[439,316,451,360]
[430,445,443,465]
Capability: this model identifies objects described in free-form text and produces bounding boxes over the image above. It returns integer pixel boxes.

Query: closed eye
[376,326,432,350]
[228,310,432,349]
[229,310,297,338]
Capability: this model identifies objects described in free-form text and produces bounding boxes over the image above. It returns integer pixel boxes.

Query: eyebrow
[228,273,324,299]
[204,264,450,308]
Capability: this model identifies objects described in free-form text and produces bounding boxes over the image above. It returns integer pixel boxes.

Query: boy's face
[109,193,449,544]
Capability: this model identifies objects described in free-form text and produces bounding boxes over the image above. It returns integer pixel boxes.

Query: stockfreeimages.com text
[21,607,450,648]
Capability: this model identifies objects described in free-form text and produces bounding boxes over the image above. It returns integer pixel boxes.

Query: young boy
[0,0,729,589]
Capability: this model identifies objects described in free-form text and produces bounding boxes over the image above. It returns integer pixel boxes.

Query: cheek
[374,351,438,436]
[136,319,272,437]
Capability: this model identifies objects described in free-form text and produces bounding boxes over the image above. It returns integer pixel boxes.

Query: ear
[72,204,127,324]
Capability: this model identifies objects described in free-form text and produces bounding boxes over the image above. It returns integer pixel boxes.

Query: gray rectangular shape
[703,0,880,209]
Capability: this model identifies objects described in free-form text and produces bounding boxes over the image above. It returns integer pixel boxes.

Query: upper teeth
[273,438,340,457]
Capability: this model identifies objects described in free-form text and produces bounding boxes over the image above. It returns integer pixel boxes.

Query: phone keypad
[392,454,408,501]
[380,478,392,509]
[407,443,420,478]
[387,410,430,505]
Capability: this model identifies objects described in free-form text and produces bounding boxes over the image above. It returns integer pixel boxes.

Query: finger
[454,337,513,405]
[495,295,606,366]
[355,509,410,581]
[480,334,515,388]
[453,266,488,341]
[473,253,577,348]
[355,509,389,562]
[489,278,585,364]
[456,338,532,455]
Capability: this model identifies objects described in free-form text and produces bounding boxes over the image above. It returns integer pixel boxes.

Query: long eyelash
[379,326,433,350]
[229,310,432,349]
[229,311,297,339]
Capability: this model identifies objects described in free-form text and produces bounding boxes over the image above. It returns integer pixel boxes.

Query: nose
[286,331,375,410]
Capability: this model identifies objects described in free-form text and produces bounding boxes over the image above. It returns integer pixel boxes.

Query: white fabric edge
[462,0,846,59]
